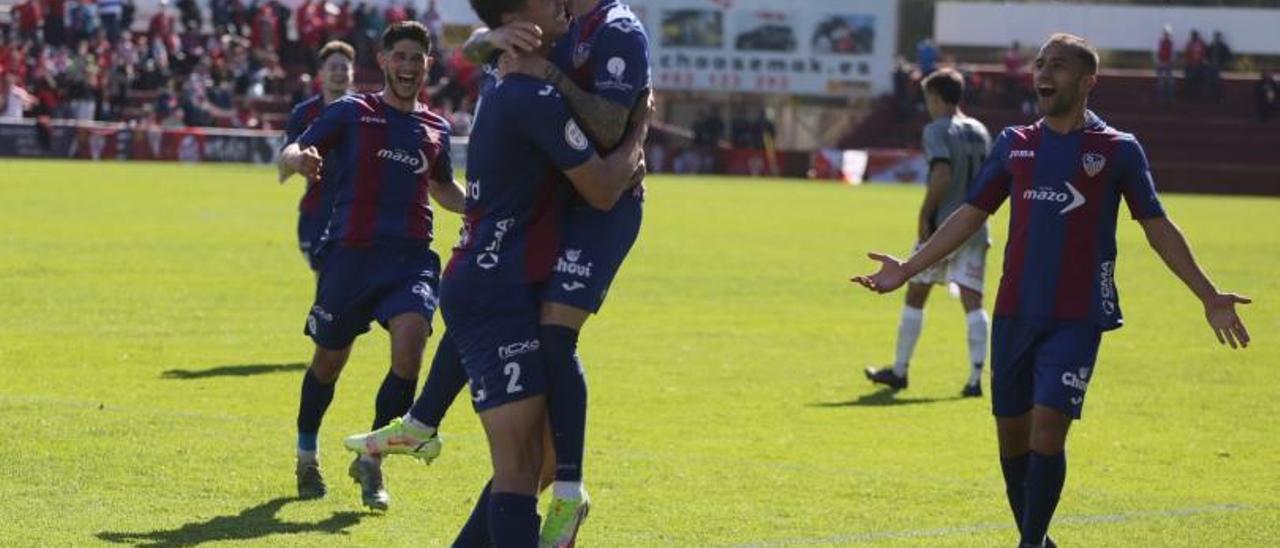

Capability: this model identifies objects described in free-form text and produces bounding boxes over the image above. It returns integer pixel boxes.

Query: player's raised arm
[461,22,543,64]
[561,89,651,209]
[501,53,632,148]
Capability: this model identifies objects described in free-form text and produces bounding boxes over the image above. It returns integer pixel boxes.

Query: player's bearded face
[1033,45,1089,118]
[380,41,429,102]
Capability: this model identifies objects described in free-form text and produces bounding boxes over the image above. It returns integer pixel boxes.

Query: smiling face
[319,52,353,96]
[378,38,430,103]
[1033,41,1095,118]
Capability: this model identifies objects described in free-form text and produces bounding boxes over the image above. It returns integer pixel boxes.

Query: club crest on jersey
[1082,152,1106,177]
[565,120,589,151]
[573,42,591,69]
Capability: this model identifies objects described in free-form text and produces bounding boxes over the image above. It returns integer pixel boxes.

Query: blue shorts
[541,193,643,313]
[439,278,547,412]
[991,317,1103,420]
[297,213,330,271]
[304,244,440,350]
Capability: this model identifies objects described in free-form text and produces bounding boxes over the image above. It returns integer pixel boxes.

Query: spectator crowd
[0,0,483,135]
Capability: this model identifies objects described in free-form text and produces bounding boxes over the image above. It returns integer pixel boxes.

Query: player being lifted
[278,40,355,272]
[853,34,1251,547]
[343,0,650,544]
[278,21,465,510]
[863,67,993,397]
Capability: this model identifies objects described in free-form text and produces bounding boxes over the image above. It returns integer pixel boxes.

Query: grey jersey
[922,115,991,241]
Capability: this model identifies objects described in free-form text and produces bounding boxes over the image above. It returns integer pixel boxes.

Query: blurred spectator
[14,0,44,44]
[1183,29,1206,100]
[916,38,937,77]
[386,1,408,25]
[99,0,125,45]
[2,73,36,119]
[43,0,68,47]
[1002,40,1029,108]
[69,0,99,45]
[422,0,443,44]
[1155,26,1174,102]
[1206,31,1232,100]
[692,108,723,171]
[176,0,202,32]
[211,0,232,34]
[1257,69,1277,122]
[891,56,913,121]
[149,0,176,42]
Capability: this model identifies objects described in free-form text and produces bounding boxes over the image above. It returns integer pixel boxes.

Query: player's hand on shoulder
[851,252,908,294]
[498,50,552,81]
[489,21,543,53]
[1203,291,1252,349]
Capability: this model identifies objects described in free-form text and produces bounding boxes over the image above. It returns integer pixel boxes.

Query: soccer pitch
[1,160,1277,546]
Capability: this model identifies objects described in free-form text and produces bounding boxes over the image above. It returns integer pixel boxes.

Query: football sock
[541,324,587,483]
[1000,453,1030,531]
[411,333,467,428]
[1021,451,1067,546]
[553,480,584,500]
[893,306,925,376]
[372,369,417,430]
[454,479,493,548]
[966,308,989,377]
[488,491,540,548]
[297,368,335,456]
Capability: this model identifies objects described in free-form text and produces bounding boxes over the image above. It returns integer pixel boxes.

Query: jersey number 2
[504,362,524,394]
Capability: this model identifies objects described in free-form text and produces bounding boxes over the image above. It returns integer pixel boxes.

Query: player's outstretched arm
[500,52,631,149]
[462,23,542,64]
[852,204,988,293]
[561,90,651,210]
[1139,216,1252,348]
[278,143,322,182]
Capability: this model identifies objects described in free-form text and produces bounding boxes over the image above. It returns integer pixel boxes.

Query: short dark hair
[1043,33,1099,75]
[381,21,432,53]
[470,0,526,30]
[318,40,355,63]
[921,68,964,105]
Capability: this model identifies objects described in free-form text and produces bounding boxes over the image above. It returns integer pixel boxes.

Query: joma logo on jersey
[361,116,387,124]
[555,248,593,278]
[1023,182,1085,214]
[377,148,429,174]
[1009,150,1035,159]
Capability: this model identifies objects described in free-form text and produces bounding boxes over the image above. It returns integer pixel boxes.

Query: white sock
[552,480,584,500]
[297,450,318,463]
[966,308,990,384]
[893,306,925,377]
[403,413,436,437]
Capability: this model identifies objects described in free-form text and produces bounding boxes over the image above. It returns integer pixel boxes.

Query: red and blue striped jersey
[966,111,1166,331]
[445,76,596,285]
[284,94,333,218]
[296,92,452,248]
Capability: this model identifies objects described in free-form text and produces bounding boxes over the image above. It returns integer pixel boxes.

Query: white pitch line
[731,503,1248,547]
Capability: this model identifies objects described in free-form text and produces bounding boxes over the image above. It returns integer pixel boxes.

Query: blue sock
[372,369,417,430]
[1020,451,1066,546]
[487,492,539,548]
[452,479,493,548]
[410,333,468,428]
[541,324,586,483]
[1000,453,1030,532]
[297,368,335,452]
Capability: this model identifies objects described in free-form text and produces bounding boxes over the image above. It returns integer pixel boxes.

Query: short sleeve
[965,127,1015,214]
[922,122,950,164]
[1116,138,1166,220]
[517,85,597,171]
[430,126,454,183]
[590,23,650,109]
[297,98,352,154]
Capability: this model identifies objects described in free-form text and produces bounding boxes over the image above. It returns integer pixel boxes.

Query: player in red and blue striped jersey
[277,21,466,511]
[853,34,1251,548]
[278,40,355,271]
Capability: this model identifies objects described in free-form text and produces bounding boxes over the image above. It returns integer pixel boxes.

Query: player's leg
[989,318,1039,537]
[295,344,352,499]
[479,395,549,545]
[865,281,931,389]
[344,331,454,462]
[1018,324,1101,547]
[958,286,987,396]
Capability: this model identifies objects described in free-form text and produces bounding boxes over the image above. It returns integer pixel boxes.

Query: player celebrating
[864,67,993,397]
[278,21,465,510]
[344,0,649,544]
[852,34,1251,547]
[278,40,355,271]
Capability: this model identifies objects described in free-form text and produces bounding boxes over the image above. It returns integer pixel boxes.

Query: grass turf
[0,160,1277,546]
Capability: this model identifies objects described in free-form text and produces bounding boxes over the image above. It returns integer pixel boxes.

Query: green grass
[1,160,1277,546]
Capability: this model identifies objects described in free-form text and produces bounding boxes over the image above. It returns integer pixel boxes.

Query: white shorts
[910,235,988,294]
